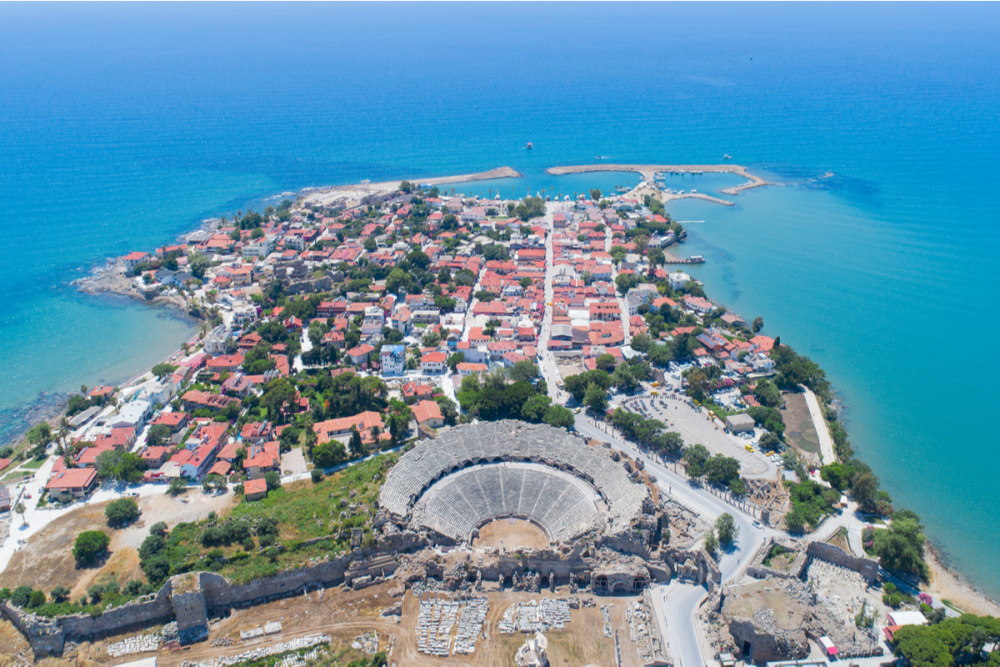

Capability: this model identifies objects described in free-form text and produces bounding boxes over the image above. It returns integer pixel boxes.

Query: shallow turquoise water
[0,3,996,595]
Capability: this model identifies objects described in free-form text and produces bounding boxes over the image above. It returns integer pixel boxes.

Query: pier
[663,255,705,265]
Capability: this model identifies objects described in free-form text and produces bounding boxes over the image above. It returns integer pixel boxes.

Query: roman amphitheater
[379,420,651,547]
[3,421,722,661]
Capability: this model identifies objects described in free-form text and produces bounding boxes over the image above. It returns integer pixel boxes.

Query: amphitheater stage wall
[805,542,879,583]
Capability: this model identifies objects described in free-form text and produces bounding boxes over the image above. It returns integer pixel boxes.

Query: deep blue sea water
[1,3,997,596]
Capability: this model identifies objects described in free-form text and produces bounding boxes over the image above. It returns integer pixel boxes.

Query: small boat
[525,142,533,150]
[723,153,733,160]
[595,155,609,160]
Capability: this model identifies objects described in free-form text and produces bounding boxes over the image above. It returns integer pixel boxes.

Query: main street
[535,202,771,667]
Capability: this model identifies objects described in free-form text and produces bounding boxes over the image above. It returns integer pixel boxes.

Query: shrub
[264,471,281,491]
[73,530,110,567]
[10,586,33,608]
[105,497,140,527]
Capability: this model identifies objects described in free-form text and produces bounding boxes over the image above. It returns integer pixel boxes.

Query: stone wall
[806,542,878,583]
[4,531,427,657]
[663,547,721,589]
[0,582,176,658]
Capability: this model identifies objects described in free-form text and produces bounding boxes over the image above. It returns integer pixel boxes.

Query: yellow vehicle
[744,444,755,453]
[650,391,659,396]
[651,381,660,387]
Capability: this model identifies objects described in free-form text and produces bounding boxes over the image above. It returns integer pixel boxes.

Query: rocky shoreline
[0,392,68,450]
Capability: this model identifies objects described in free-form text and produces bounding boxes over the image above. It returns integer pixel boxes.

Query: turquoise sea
[1,3,997,596]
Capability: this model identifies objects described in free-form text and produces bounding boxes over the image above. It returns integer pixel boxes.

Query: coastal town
[0,167,997,667]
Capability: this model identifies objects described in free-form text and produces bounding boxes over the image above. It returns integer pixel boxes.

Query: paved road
[606,224,632,346]
[573,415,771,667]
[532,202,772,667]
[538,204,568,404]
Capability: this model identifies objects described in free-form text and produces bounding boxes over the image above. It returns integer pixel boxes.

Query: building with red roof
[313,411,388,449]
[244,477,269,501]
[243,441,280,479]
[411,400,444,429]
[46,468,98,503]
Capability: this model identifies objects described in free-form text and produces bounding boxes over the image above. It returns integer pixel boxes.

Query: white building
[380,344,406,376]
[668,271,691,291]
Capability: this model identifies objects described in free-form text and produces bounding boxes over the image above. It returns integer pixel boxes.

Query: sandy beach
[301,166,522,208]
[924,543,1000,616]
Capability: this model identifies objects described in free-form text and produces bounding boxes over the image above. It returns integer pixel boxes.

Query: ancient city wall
[3,532,427,657]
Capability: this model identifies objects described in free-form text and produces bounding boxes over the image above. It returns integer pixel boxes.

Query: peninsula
[0,167,996,667]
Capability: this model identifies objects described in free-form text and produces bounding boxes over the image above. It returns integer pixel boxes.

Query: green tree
[447,352,466,373]
[104,497,140,527]
[167,477,187,497]
[543,405,575,429]
[151,363,177,378]
[871,511,928,579]
[893,615,1000,667]
[264,471,281,491]
[202,474,227,493]
[509,360,539,384]
[513,196,545,220]
[704,455,742,488]
[96,449,146,483]
[25,422,52,449]
[715,513,738,546]
[683,444,711,478]
[188,252,210,280]
[146,423,173,447]
[583,383,608,413]
[594,353,617,373]
[751,316,764,333]
[785,506,806,533]
[753,379,782,408]
[10,586,33,608]
[406,249,430,270]
[820,462,855,491]
[704,530,718,556]
[73,530,110,567]
[850,471,880,512]
[520,394,552,423]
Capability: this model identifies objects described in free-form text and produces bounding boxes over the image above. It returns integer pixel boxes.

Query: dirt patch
[781,391,821,459]
[472,518,549,551]
[155,583,397,667]
[12,581,652,667]
[826,527,852,555]
[0,618,33,666]
[0,490,234,597]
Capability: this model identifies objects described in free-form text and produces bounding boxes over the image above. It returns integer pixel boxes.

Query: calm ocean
[1,3,997,596]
